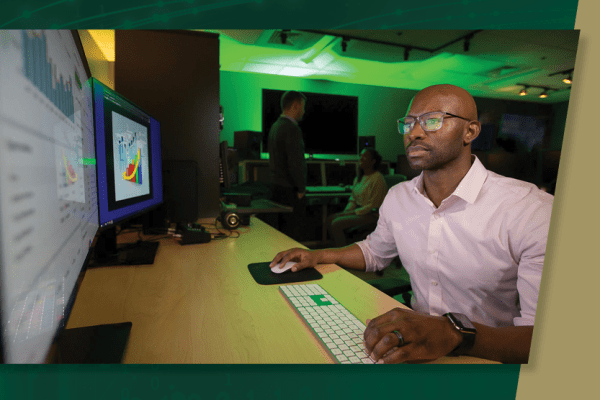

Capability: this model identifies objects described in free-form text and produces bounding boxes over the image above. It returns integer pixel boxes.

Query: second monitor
[92,79,163,266]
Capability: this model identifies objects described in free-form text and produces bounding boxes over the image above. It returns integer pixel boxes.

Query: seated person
[326,148,388,247]
[270,84,553,364]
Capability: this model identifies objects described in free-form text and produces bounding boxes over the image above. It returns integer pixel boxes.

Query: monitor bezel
[91,78,164,231]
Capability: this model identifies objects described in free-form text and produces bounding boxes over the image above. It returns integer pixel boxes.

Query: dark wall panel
[115,30,220,218]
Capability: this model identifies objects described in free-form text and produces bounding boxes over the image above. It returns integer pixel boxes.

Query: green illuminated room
[80,28,577,243]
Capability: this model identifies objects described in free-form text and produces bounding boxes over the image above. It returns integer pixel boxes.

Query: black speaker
[359,136,376,152]
[234,131,262,160]
[220,210,241,229]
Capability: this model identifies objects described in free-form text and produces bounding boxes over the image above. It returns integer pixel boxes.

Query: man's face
[403,93,468,171]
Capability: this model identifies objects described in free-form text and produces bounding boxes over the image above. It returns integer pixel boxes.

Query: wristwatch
[443,312,477,357]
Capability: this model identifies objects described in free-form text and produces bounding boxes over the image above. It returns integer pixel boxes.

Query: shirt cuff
[513,316,535,326]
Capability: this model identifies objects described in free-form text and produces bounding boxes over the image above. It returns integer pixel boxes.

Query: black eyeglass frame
[397,111,471,134]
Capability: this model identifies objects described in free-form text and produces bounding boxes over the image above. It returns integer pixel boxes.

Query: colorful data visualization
[111,111,150,201]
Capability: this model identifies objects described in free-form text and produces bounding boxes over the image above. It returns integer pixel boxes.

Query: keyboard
[280,283,375,364]
[305,185,348,193]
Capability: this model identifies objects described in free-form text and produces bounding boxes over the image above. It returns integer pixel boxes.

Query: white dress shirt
[356,156,553,328]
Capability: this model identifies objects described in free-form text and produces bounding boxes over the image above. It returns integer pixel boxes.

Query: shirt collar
[282,114,298,125]
[411,155,488,204]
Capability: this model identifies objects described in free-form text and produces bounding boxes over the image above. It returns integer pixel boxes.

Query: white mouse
[271,261,297,274]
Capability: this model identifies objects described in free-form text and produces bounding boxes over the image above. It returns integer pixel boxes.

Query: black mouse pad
[248,262,323,285]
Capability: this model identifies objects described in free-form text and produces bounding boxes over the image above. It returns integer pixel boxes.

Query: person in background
[267,91,307,240]
[326,148,387,247]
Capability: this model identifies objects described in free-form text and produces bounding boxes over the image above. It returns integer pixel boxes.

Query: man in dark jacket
[268,91,307,239]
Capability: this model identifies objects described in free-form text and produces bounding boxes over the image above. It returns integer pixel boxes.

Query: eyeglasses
[397,111,471,135]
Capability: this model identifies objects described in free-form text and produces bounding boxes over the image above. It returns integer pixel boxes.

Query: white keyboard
[280,283,375,364]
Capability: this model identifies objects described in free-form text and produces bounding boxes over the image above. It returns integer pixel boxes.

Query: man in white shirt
[270,84,553,364]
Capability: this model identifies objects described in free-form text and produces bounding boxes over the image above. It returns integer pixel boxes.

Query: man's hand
[363,308,462,364]
[270,248,319,272]
[297,191,305,199]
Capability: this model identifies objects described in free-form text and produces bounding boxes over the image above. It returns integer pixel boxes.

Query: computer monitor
[325,163,358,186]
[307,163,324,186]
[0,30,99,363]
[92,79,163,266]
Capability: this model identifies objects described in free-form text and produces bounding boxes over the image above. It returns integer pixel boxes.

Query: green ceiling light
[241,63,284,74]
[279,66,319,77]
[562,75,573,84]
[539,91,548,99]
[519,87,528,96]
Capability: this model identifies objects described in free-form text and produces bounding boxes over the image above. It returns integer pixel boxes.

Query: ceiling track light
[280,29,290,45]
[341,37,348,52]
[517,83,557,98]
[299,29,482,58]
[464,35,473,52]
[549,68,574,84]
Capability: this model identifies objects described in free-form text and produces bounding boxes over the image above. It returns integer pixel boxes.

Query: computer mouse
[271,261,297,274]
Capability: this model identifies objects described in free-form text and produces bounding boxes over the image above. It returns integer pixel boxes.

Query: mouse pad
[248,262,323,285]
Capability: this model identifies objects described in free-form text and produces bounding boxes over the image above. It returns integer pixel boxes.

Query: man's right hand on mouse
[270,248,318,272]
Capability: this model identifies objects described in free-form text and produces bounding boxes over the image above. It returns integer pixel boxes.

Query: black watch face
[452,313,476,332]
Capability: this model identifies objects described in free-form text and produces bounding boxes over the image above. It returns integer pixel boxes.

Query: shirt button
[431,281,438,286]
[433,214,440,220]
[429,249,436,254]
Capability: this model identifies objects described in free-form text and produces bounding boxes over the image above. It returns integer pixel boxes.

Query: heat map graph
[62,150,78,185]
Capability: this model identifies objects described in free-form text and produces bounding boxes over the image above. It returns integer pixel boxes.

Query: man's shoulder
[270,117,300,135]
[484,171,553,206]
[381,178,415,204]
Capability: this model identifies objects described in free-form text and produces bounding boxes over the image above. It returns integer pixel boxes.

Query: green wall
[219,71,417,163]
[220,71,571,163]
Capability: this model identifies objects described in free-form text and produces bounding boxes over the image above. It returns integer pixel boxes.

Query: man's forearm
[466,324,533,364]
[314,243,366,271]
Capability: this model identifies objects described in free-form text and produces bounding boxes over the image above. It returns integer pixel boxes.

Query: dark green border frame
[0,0,580,399]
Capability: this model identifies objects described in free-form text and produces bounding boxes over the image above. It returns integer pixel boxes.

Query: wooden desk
[67,217,493,364]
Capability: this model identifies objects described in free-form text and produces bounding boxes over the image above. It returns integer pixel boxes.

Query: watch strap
[444,312,477,357]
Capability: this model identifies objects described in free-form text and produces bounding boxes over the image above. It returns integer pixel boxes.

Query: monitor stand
[91,226,159,267]
[50,322,132,364]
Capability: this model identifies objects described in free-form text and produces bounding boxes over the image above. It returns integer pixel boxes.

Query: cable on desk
[210,218,241,240]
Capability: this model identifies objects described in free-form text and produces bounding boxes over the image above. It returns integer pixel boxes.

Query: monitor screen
[307,163,323,186]
[498,113,547,152]
[0,30,98,363]
[93,79,163,227]
[325,163,358,186]
[262,89,359,156]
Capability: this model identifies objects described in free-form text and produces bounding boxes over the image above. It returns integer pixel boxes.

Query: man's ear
[464,121,481,145]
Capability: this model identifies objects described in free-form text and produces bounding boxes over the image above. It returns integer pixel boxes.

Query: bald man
[270,84,553,364]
